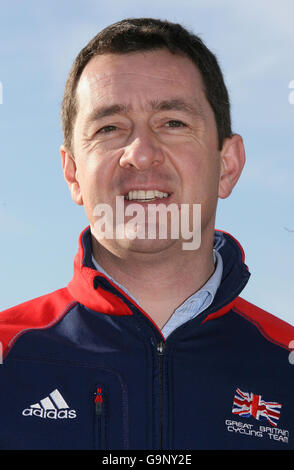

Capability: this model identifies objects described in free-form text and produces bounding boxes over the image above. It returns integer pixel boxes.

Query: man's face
[61,48,242,255]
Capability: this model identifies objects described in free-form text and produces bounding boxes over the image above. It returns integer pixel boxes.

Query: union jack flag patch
[232,388,282,427]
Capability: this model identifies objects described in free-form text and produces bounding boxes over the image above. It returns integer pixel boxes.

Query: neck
[90,229,215,328]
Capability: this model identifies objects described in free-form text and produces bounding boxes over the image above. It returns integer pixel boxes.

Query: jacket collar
[67,226,250,320]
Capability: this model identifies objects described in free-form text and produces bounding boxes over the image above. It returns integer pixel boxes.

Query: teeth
[125,190,169,201]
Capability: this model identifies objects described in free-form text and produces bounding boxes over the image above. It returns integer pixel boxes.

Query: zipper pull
[157,340,165,355]
[94,387,103,416]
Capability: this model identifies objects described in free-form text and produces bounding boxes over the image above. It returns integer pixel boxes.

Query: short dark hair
[61,17,232,154]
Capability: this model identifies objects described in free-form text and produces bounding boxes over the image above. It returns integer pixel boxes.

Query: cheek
[79,149,123,208]
[77,157,104,206]
[175,146,220,201]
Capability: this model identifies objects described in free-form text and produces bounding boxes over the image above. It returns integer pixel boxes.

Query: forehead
[75,49,207,112]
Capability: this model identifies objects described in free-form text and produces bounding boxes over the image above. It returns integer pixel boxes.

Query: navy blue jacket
[0,226,293,450]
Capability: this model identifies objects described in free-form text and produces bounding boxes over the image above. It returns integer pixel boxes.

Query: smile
[125,190,170,201]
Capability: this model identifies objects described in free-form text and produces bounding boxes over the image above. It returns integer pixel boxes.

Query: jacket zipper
[94,386,105,449]
[157,340,165,449]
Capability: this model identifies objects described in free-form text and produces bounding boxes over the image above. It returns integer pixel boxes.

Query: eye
[97,125,117,134]
[165,120,187,128]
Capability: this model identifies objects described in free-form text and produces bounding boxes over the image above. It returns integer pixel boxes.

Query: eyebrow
[84,98,205,126]
[150,98,205,118]
[85,104,130,125]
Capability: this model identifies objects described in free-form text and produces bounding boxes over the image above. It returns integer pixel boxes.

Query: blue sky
[0,0,293,325]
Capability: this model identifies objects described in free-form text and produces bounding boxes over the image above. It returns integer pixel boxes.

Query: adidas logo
[22,389,77,419]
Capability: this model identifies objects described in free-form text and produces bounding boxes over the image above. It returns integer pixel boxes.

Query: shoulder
[233,297,294,351]
[0,288,76,358]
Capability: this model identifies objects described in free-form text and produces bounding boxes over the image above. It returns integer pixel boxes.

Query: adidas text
[22,408,77,419]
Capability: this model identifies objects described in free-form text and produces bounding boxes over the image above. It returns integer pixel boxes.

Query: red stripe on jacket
[234,297,294,351]
[0,288,76,358]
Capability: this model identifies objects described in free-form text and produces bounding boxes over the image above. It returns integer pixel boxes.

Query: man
[0,18,293,450]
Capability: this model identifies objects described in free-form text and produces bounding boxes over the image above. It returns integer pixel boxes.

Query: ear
[218,134,246,199]
[60,144,83,206]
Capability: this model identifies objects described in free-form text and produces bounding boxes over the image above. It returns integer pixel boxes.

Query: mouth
[124,189,172,202]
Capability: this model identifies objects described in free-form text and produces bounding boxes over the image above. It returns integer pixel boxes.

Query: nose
[119,130,165,171]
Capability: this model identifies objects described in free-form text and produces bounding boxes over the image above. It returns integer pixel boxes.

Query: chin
[116,237,179,255]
